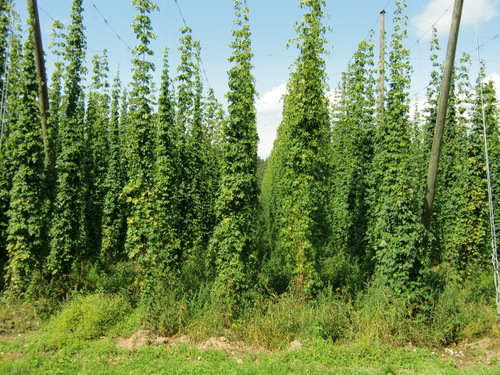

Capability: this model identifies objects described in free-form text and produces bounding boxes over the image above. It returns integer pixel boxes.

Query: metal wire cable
[88,0,132,51]
[480,76,500,316]
[408,0,454,50]
[173,0,213,90]
[475,16,500,317]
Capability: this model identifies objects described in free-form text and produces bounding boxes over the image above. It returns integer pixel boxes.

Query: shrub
[46,293,131,339]
[431,275,496,345]
[320,251,364,295]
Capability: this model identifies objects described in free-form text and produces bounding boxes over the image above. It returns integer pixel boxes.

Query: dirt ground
[114,330,267,363]
[438,337,500,369]
[3,329,500,369]
[112,330,500,369]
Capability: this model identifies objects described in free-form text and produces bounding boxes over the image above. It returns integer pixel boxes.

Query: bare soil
[439,337,500,369]
[112,329,500,369]
[3,328,500,369]
[114,329,267,360]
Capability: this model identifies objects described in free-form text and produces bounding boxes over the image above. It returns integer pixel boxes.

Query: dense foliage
[0,0,499,339]
[329,36,376,289]
[209,0,259,316]
[262,0,332,297]
[366,0,424,293]
[47,0,88,284]
[4,35,48,296]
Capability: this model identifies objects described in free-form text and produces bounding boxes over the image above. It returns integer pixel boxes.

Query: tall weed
[431,273,496,345]
[234,292,352,350]
[0,297,55,332]
[45,293,132,339]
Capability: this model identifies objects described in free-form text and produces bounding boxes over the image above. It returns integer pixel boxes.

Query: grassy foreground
[1,296,500,374]
[2,332,500,374]
[2,268,500,374]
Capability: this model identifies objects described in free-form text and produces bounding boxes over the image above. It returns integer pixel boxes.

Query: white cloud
[486,72,500,101]
[256,83,287,158]
[410,96,429,120]
[327,89,339,104]
[254,86,364,158]
[412,0,499,38]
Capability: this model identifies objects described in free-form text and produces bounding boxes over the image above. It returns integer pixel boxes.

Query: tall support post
[378,10,385,108]
[27,0,56,179]
[422,0,464,230]
[27,0,49,147]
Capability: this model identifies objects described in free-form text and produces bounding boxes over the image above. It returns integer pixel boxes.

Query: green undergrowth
[0,272,497,351]
[1,267,499,373]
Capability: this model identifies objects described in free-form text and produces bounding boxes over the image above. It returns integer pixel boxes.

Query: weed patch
[44,293,133,340]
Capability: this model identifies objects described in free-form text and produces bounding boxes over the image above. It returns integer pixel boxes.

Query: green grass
[1,333,499,374]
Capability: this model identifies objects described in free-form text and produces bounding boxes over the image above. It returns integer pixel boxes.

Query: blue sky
[14,0,500,157]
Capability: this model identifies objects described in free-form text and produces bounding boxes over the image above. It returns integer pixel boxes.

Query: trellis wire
[475,22,500,318]
[480,81,500,317]
[479,88,500,317]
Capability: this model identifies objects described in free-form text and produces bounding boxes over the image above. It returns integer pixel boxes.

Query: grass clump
[0,297,54,333]
[349,285,420,345]
[45,293,133,340]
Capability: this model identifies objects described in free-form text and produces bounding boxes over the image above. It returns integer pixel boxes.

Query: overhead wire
[336,0,392,89]
[174,0,188,28]
[173,0,212,90]
[39,5,55,21]
[469,32,500,54]
[88,0,132,51]
[408,0,454,49]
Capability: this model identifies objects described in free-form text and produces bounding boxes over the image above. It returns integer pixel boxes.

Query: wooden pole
[378,10,385,108]
[27,0,56,180]
[422,0,464,230]
[27,0,50,146]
